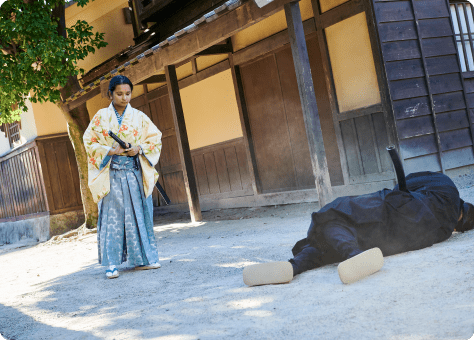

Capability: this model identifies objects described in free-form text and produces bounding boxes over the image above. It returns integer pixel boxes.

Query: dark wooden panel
[0,162,12,218]
[464,78,474,93]
[43,142,63,210]
[393,96,431,119]
[386,59,424,80]
[404,153,442,173]
[443,146,474,170]
[159,96,175,132]
[429,73,463,94]
[340,119,362,177]
[160,136,181,170]
[382,40,421,61]
[36,136,82,214]
[412,0,449,19]
[224,146,243,192]
[11,156,28,214]
[433,91,466,113]
[389,77,428,100]
[149,99,163,129]
[399,133,438,158]
[375,1,414,23]
[26,150,42,213]
[56,142,76,209]
[235,142,252,192]
[421,37,456,57]
[372,112,393,172]
[6,159,22,216]
[418,18,453,38]
[426,55,460,76]
[240,54,298,193]
[36,141,55,213]
[467,93,474,109]
[378,21,417,43]
[203,153,220,194]
[275,46,315,190]
[192,154,210,196]
[397,115,435,139]
[163,172,187,204]
[436,110,470,132]
[439,128,472,151]
[214,148,231,193]
[354,115,379,174]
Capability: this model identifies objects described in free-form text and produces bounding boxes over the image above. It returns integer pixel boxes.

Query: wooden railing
[0,141,49,222]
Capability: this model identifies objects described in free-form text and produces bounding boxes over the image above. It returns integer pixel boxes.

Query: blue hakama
[97,155,159,267]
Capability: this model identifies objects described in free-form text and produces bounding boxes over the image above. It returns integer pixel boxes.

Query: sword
[386,145,408,193]
[108,130,171,205]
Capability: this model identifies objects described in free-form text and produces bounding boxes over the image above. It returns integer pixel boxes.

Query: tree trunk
[67,119,98,228]
[53,3,98,229]
[58,75,98,229]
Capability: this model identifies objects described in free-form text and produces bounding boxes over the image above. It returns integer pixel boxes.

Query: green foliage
[0,0,107,124]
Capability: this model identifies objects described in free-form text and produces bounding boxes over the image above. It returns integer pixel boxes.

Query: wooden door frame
[310,0,399,185]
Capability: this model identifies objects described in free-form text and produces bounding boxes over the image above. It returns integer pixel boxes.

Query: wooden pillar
[284,1,332,207]
[229,55,261,195]
[164,65,202,222]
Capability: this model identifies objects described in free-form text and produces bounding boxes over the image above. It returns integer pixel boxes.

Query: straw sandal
[243,261,294,286]
[337,247,383,284]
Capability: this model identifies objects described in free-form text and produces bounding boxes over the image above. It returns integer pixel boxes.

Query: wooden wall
[0,142,49,222]
[132,89,253,206]
[36,134,83,215]
[373,0,474,173]
[191,138,253,200]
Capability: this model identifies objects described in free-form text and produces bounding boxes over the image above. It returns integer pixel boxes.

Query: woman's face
[110,84,132,111]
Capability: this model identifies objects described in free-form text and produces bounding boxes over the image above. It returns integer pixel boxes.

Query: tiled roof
[64,0,243,104]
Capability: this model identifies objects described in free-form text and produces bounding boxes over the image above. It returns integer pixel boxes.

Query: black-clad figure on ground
[243,171,474,286]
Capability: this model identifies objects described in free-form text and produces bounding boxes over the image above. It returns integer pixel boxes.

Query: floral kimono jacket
[83,103,162,203]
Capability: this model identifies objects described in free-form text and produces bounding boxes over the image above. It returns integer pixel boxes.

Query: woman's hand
[108,142,126,156]
[125,146,141,157]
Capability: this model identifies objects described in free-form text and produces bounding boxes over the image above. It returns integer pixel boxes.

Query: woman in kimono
[83,75,162,279]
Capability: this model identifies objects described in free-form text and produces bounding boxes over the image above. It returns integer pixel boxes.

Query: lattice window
[0,121,22,148]
[450,1,474,72]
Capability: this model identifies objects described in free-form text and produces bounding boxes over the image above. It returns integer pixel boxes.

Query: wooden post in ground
[284,1,332,207]
[165,65,202,222]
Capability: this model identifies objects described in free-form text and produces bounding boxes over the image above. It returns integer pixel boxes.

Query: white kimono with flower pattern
[83,103,162,203]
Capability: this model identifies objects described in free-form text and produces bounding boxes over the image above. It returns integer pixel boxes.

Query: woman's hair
[108,75,133,97]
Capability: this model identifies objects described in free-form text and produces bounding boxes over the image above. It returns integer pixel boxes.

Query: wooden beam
[136,74,167,85]
[233,17,316,66]
[100,0,294,98]
[195,43,233,56]
[66,87,101,111]
[178,59,230,89]
[284,1,332,207]
[319,0,364,29]
[164,65,202,222]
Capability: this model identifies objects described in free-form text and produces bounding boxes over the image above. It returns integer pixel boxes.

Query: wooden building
[2,0,473,228]
[59,0,474,221]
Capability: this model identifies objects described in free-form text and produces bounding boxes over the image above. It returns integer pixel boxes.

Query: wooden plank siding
[373,0,474,174]
[191,138,253,200]
[132,90,254,207]
[35,135,83,215]
[0,141,49,222]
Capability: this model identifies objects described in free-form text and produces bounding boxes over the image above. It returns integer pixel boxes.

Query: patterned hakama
[97,155,159,267]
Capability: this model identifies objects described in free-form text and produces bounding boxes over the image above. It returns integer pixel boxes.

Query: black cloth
[290,171,462,276]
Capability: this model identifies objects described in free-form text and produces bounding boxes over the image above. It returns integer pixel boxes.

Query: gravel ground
[0,174,474,340]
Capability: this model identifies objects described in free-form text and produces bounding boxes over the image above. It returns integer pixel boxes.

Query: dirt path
[1,194,474,339]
